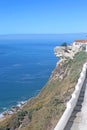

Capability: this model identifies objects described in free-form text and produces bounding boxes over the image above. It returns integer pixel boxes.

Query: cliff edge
[0,47,87,130]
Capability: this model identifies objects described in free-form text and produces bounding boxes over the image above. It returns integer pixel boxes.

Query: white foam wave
[0,113,4,118]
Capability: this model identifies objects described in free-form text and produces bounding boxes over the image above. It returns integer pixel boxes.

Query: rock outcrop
[52,45,82,81]
[54,45,82,61]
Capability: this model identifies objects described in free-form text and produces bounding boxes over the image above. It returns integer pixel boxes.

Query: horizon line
[0,32,87,35]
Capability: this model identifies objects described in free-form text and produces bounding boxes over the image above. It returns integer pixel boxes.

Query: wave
[0,113,4,118]
[0,100,27,120]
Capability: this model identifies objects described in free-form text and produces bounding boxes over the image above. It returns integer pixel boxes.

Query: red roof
[75,40,87,43]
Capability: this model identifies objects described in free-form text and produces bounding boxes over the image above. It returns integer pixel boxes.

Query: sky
[0,0,87,34]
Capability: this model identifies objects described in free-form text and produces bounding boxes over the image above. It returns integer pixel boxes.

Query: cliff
[0,47,87,130]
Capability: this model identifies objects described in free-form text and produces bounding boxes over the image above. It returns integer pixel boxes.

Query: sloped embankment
[0,51,87,130]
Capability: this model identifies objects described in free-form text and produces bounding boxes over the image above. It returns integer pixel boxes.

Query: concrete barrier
[54,63,87,130]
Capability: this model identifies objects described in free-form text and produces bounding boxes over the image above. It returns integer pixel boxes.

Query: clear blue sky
[0,0,87,34]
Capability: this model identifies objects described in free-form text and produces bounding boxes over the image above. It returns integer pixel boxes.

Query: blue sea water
[0,34,87,113]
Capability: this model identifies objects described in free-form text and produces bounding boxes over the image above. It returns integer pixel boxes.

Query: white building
[73,40,87,47]
[73,40,87,51]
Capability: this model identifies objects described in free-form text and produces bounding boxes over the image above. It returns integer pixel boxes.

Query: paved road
[64,78,87,130]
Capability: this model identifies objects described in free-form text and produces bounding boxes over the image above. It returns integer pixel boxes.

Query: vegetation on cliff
[0,50,87,130]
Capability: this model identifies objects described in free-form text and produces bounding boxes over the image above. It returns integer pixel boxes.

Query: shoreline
[0,46,66,122]
[0,55,58,122]
[0,43,87,129]
[0,100,28,122]
[0,45,71,123]
[0,62,58,123]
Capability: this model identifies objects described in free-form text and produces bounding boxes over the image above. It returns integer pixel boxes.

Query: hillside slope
[0,50,87,130]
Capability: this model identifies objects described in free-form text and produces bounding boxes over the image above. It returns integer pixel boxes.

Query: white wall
[54,63,87,130]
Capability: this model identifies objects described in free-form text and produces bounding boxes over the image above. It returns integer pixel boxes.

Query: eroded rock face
[49,59,68,81]
[54,45,82,60]
[53,45,82,81]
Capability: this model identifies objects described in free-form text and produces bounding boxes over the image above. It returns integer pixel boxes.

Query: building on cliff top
[73,40,87,46]
[72,40,87,52]
[73,40,87,51]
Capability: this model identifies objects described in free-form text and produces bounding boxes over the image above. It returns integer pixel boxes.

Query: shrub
[61,42,67,46]
[17,110,27,121]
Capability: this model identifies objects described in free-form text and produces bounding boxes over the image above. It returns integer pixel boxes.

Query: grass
[0,50,87,130]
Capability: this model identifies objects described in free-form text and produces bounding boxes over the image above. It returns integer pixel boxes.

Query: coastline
[0,53,58,122]
[1,48,87,129]
[0,44,81,123]
[0,55,58,122]
[0,45,72,122]
[0,100,27,122]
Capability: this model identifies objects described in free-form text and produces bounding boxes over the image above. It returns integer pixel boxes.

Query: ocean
[0,33,87,114]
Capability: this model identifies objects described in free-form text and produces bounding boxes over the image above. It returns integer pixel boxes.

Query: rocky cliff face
[51,45,81,81]
[54,45,82,60]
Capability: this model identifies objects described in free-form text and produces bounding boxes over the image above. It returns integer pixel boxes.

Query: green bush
[0,128,10,130]
[61,42,67,46]
[17,110,27,121]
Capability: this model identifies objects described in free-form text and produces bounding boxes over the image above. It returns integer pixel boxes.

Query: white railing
[54,63,87,130]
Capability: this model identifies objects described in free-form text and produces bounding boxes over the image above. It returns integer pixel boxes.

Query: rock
[54,45,82,61]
